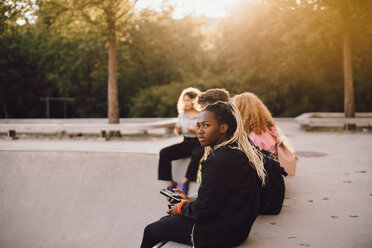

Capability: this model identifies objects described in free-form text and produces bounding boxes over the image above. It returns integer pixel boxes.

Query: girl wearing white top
[158,87,204,194]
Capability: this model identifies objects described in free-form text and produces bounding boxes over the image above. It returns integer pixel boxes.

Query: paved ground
[0,119,371,248]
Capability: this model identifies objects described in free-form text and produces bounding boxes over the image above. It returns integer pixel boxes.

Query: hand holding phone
[160,188,182,203]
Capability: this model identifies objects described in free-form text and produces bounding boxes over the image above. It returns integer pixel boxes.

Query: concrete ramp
[1,123,372,248]
[0,151,197,248]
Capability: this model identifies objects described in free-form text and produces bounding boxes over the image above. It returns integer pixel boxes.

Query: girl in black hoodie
[140,102,266,248]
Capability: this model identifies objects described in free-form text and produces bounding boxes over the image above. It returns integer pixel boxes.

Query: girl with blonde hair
[158,87,204,194]
[232,92,279,157]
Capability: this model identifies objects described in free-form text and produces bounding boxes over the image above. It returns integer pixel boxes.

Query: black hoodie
[180,145,260,248]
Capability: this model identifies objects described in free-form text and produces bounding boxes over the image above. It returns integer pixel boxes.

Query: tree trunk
[342,7,355,118]
[107,36,119,124]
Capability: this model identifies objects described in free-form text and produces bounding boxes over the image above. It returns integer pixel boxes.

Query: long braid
[205,102,266,185]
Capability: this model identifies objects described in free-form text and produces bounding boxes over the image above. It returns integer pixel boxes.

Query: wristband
[177,200,189,216]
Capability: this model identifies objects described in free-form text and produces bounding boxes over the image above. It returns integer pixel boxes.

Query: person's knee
[145,216,171,239]
[144,222,158,239]
[159,148,169,158]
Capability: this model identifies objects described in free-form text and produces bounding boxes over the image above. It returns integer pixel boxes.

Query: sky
[136,0,235,18]
[14,0,237,25]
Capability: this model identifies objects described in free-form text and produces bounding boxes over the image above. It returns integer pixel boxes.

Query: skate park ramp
[1,119,372,248]
[0,151,199,248]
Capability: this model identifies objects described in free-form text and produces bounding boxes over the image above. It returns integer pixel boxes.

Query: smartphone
[160,188,182,203]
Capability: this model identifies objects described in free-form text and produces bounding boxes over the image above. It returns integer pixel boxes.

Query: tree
[72,0,137,123]
[293,0,372,117]
[0,0,38,117]
[211,0,371,117]
[1,1,17,34]
[2,0,371,118]
[0,1,34,34]
[122,10,208,116]
[37,0,137,123]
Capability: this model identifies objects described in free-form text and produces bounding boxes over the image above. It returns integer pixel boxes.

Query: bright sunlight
[136,0,239,18]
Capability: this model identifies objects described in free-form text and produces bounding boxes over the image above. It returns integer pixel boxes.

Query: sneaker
[167,181,178,192]
[179,182,189,195]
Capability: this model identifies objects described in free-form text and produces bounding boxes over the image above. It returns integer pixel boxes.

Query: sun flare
[136,0,239,18]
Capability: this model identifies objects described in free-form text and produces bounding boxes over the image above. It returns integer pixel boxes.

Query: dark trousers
[158,137,204,182]
[140,215,194,248]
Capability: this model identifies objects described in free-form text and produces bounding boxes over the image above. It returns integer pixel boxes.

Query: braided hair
[204,101,266,185]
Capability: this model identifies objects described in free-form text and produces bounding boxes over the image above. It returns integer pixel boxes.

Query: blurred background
[1,0,371,120]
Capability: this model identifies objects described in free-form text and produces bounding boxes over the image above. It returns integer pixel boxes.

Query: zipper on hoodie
[191,224,195,248]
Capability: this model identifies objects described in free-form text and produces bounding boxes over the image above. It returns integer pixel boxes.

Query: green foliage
[1,0,371,118]
[118,10,207,116]
[129,82,204,117]
[1,26,45,117]
[0,22,108,118]
[206,0,371,116]
[0,0,35,34]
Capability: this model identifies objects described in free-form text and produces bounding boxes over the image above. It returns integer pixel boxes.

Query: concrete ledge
[295,112,372,131]
[0,118,177,136]
[162,241,190,247]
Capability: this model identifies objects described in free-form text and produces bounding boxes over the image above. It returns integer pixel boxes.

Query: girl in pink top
[232,92,279,158]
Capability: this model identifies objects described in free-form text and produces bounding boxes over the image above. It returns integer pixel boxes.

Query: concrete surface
[0,119,371,248]
[295,112,372,131]
[0,118,178,135]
